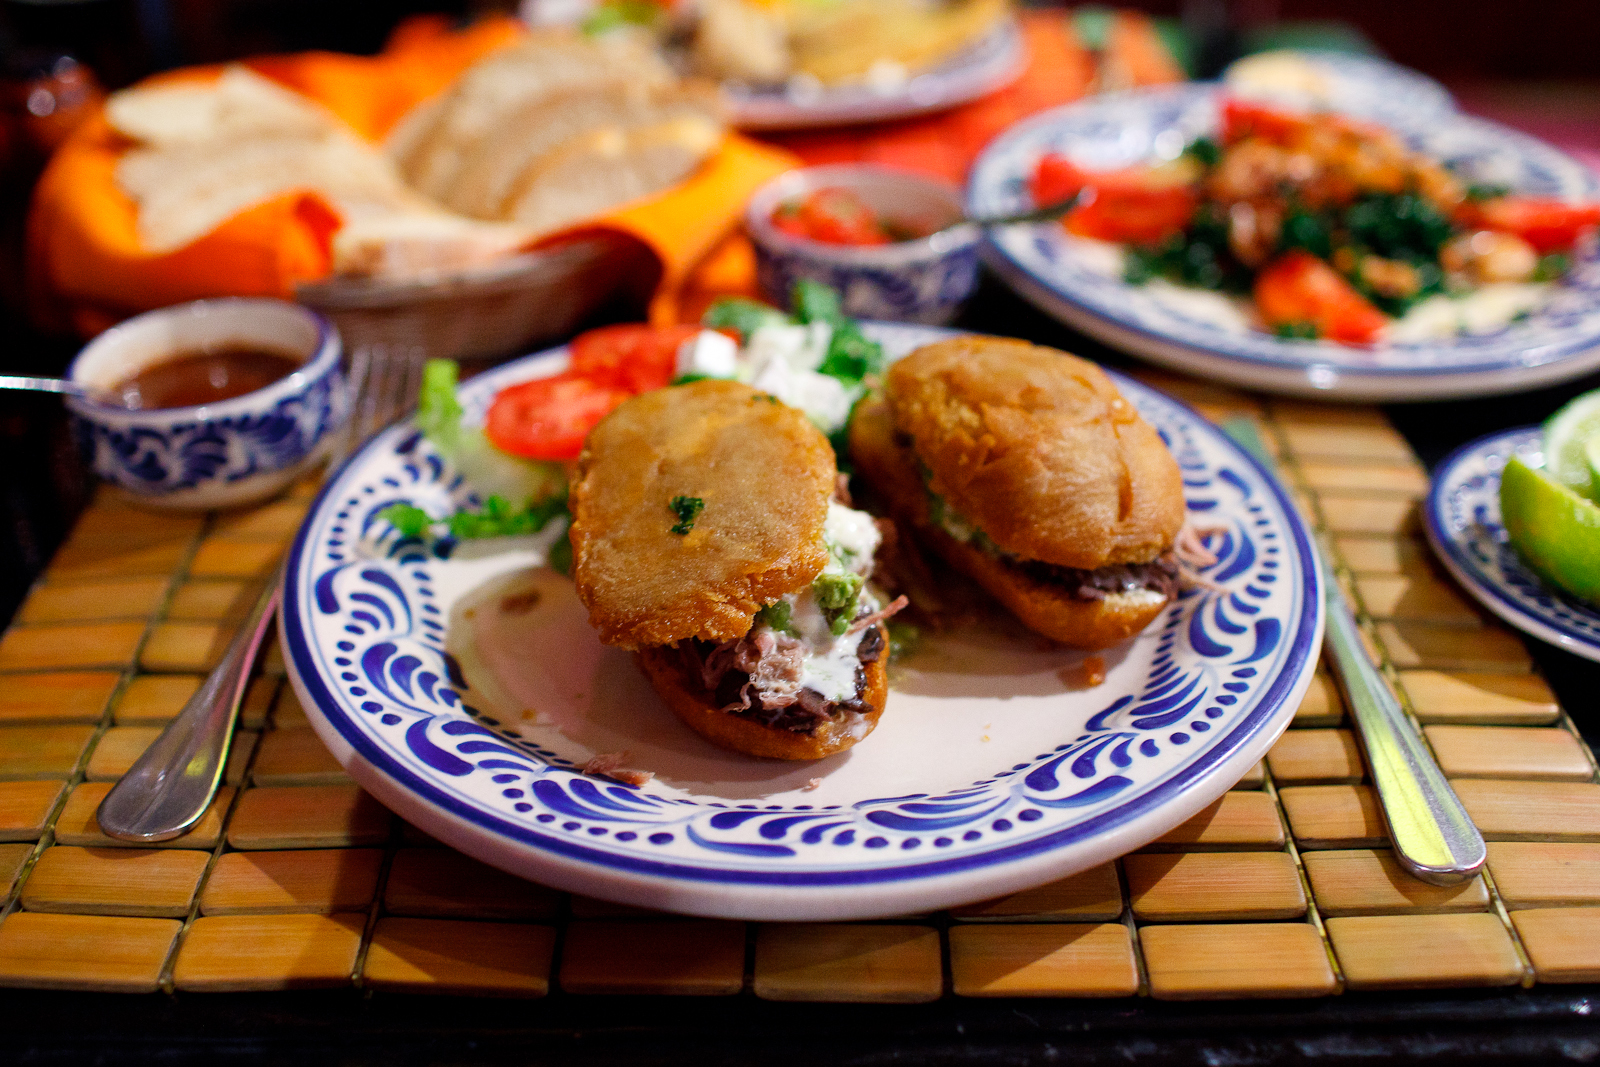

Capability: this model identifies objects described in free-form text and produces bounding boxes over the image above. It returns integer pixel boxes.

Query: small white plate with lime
[1426,390,1600,662]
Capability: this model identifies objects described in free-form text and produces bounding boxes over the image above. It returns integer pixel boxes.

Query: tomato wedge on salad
[485,372,634,462]
[1457,197,1600,254]
[1030,153,1198,245]
[485,323,701,461]
[1254,250,1389,344]
[567,323,700,394]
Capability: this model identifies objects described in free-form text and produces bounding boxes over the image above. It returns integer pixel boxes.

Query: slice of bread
[500,109,724,234]
[441,83,723,221]
[849,393,1170,650]
[329,213,535,278]
[116,131,419,253]
[389,30,675,202]
[106,65,340,146]
[635,625,889,761]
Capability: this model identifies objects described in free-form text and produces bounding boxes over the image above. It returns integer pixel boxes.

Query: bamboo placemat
[0,374,1596,999]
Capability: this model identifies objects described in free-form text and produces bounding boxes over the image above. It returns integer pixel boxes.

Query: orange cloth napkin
[28,14,798,336]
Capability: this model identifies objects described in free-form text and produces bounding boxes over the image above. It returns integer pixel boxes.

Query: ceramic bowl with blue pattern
[1426,427,1600,663]
[279,323,1325,919]
[746,164,982,325]
[67,298,349,511]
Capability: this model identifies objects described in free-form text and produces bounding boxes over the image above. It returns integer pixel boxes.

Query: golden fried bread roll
[571,379,894,760]
[849,337,1186,649]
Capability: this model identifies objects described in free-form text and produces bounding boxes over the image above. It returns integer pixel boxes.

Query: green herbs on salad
[378,358,569,547]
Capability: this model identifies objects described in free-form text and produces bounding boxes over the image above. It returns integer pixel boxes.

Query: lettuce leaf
[417,359,565,506]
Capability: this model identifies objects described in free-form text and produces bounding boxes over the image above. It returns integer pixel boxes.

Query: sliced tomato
[567,323,699,395]
[1254,250,1388,344]
[1219,98,1310,145]
[1066,183,1198,244]
[1030,153,1091,207]
[1457,197,1600,254]
[484,372,633,461]
[1031,153,1197,244]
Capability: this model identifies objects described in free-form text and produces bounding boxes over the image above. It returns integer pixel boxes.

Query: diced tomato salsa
[771,187,927,246]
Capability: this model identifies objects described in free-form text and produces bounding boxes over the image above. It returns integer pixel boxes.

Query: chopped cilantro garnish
[1534,253,1571,282]
[669,495,705,535]
[701,298,787,341]
[1182,136,1220,168]
[1273,321,1320,340]
[378,503,433,539]
[547,530,573,576]
[380,494,568,542]
[791,279,849,329]
[448,493,568,541]
[1465,182,1512,203]
[671,372,714,386]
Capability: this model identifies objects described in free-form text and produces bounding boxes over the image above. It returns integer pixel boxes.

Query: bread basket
[294,230,660,370]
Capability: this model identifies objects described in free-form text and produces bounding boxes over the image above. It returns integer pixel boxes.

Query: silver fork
[97,343,426,842]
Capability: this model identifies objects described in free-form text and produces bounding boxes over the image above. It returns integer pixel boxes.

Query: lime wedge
[1500,455,1600,606]
[1589,434,1600,503]
[1543,388,1600,501]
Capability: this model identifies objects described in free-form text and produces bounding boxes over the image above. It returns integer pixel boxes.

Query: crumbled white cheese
[675,329,739,379]
[748,354,856,434]
[753,501,883,701]
[745,322,832,375]
[824,500,881,575]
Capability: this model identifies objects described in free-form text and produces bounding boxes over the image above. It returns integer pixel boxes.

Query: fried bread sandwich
[569,379,900,760]
[849,336,1188,649]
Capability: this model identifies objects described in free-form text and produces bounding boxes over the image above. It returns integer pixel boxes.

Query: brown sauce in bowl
[109,345,304,410]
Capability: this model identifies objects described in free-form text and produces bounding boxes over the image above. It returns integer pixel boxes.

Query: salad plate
[1425,428,1600,663]
[967,84,1600,402]
[1221,49,1455,129]
[726,18,1025,131]
[280,323,1324,919]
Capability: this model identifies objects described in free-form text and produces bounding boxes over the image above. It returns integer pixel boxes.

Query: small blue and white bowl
[66,298,349,511]
[745,164,981,325]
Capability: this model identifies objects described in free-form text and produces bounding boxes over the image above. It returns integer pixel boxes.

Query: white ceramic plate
[726,19,1025,131]
[966,84,1600,402]
[1425,427,1600,663]
[280,323,1324,919]
[1222,49,1455,128]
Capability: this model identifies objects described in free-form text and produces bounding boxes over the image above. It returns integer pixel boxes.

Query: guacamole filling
[672,501,900,735]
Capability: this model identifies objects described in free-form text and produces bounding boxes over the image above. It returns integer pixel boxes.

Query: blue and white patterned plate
[1425,428,1600,663]
[1222,50,1455,129]
[280,323,1324,919]
[967,84,1600,402]
[726,18,1024,131]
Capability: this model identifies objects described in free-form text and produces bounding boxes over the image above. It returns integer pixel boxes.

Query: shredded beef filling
[673,625,885,735]
[1011,552,1184,601]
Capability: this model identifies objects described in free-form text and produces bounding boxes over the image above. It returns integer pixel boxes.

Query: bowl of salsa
[65,298,349,510]
[745,164,981,325]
